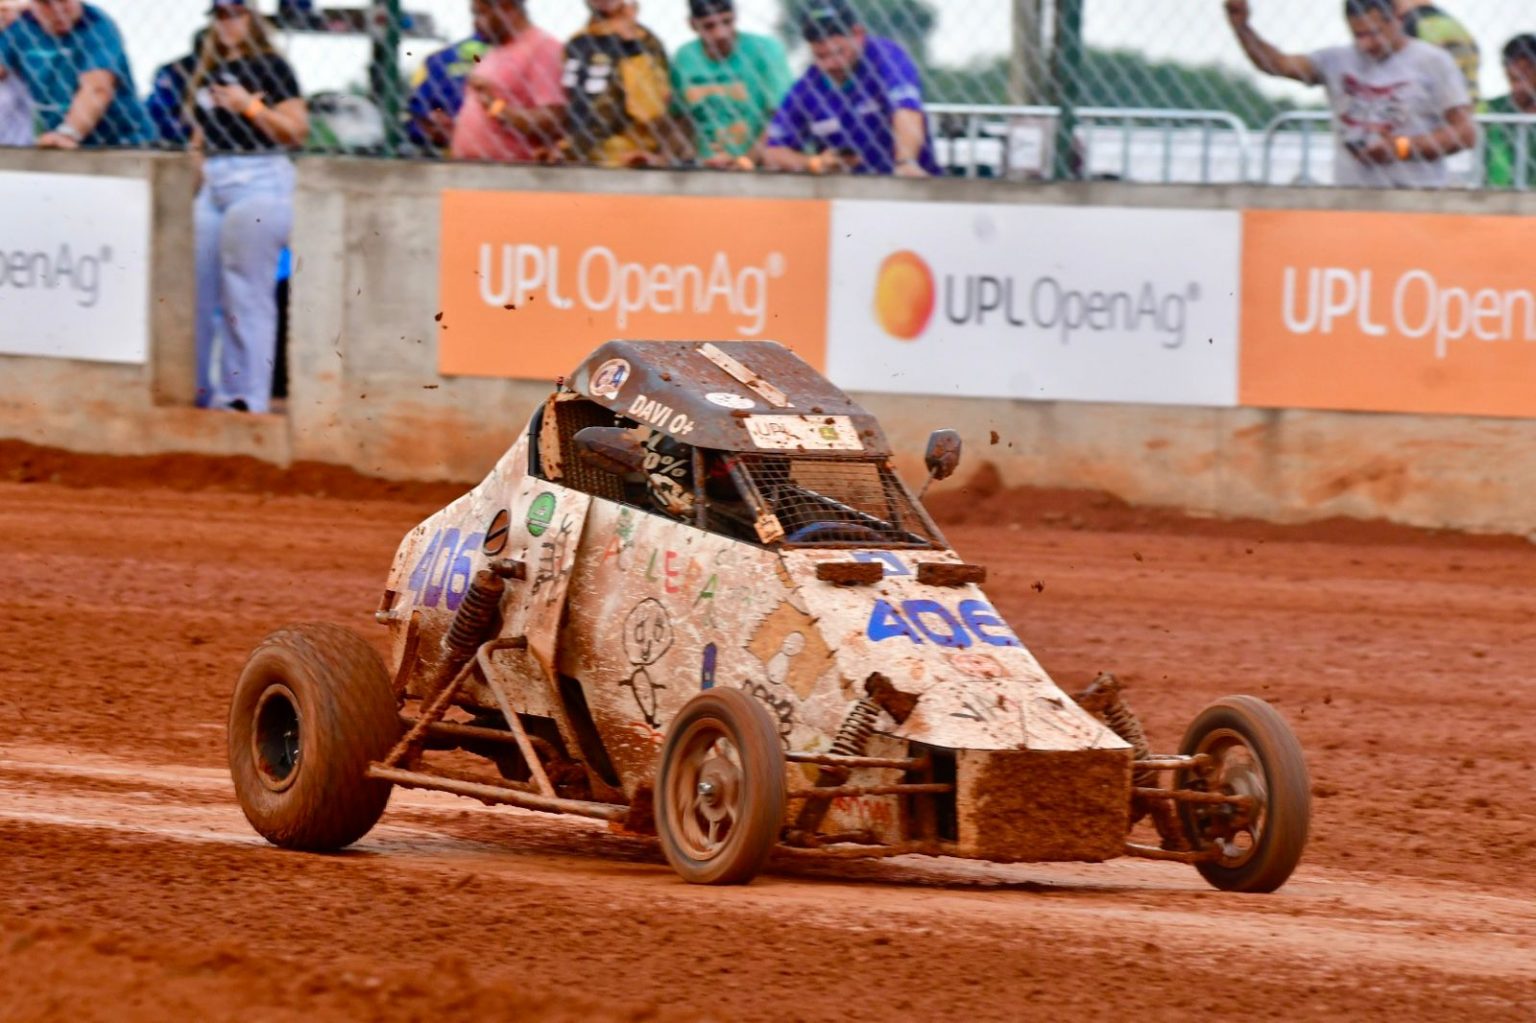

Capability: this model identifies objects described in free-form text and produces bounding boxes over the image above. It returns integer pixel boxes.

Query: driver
[641,431,747,523]
[642,430,697,518]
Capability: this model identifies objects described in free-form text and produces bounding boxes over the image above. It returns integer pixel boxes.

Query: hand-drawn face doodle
[622,598,674,726]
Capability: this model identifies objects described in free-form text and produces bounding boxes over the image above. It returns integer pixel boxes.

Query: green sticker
[527,492,556,537]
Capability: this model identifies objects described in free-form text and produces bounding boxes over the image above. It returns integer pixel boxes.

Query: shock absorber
[443,569,505,660]
[419,564,516,702]
[829,698,881,759]
[1072,672,1186,849]
[1073,673,1149,761]
[789,697,883,841]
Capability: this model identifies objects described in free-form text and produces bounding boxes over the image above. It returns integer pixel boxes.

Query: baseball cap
[207,0,246,11]
[800,0,858,41]
[688,0,733,17]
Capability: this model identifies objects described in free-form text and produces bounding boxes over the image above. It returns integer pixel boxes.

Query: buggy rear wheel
[1176,696,1310,893]
[655,688,786,885]
[228,623,401,851]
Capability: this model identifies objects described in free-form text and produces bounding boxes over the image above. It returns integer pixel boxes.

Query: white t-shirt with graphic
[1310,38,1470,188]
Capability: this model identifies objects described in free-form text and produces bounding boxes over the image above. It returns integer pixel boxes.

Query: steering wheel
[784,521,885,544]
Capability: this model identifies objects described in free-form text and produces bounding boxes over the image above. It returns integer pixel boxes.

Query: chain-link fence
[3,0,1534,187]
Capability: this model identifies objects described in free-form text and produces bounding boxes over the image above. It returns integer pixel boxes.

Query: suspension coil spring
[443,569,505,659]
[1072,672,1187,849]
[1074,674,1147,757]
[788,697,884,842]
[1102,692,1151,763]
[830,698,881,758]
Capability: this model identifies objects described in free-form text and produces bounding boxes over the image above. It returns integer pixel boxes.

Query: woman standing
[188,0,307,412]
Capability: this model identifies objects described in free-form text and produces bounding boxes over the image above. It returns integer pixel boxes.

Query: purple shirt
[766,35,939,176]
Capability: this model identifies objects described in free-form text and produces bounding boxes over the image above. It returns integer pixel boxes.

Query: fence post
[370,0,404,153]
[1010,0,1046,106]
[1051,0,1085,180]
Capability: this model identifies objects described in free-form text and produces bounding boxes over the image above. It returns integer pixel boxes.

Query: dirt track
[3,453,1535,1021]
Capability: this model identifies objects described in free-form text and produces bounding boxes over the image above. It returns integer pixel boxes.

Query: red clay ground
[2,447,1534,1021]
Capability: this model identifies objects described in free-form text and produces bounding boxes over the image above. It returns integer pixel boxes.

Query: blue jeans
[195,154,295,412]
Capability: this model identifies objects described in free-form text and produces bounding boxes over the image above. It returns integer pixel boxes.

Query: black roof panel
[571,340,891,456]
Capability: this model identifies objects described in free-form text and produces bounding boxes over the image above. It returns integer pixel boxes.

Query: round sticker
[706,392,756,410]
[482,508,511,555]
[526,493,556,537]
[590,358,631,400]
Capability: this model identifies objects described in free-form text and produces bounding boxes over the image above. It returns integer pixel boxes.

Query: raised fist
[1226,0,1250,26]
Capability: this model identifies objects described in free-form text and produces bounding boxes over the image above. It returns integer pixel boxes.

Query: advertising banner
[438,191,830,380]
[0,172,150,364]
[1241,210,1536,418]
[826,201,1241,406]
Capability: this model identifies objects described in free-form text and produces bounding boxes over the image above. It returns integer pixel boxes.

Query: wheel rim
[666,719,745,862]
[251,683,302,793]
[1187,727,1268,868]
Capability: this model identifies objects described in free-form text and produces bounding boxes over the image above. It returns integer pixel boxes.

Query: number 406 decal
[867,599,1021,648]
[406,528,485,610]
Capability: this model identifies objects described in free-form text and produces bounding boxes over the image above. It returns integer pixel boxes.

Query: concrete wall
[0,150,288,462]
[4,149,1536,534]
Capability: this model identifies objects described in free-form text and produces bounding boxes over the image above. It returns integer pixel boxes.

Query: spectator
[1485,34,1536,189]
[188,0,308,413]
[0,66,30,146]
[672,0,792,169]
[405,29,489,154]
[0,0,151,148]
[0,3,29,145]
[1395,0,1479,102]
[146,30,208,146]
[1225,0,1475,188]
[561,0,691,167]
[452,0,564,163]
[763,0,938,178]
[275,0,326,32]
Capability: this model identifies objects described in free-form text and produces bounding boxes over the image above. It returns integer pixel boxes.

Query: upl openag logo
[870,247,1196,350]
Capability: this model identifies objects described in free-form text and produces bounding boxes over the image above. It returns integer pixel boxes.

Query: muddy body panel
[782,550,1129,754]
[556,499,797,799]
[954,748,1132,863]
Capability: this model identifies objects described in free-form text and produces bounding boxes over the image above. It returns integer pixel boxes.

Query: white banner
[827,201,1241,407]
[0,172,150,364]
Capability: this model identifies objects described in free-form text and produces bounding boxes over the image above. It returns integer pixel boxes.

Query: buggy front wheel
[655,688,786,885]
[1176,695,1310,893]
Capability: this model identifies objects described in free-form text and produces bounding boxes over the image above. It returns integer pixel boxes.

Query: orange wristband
[487,98,507,119]
[242,97,266,120]
[1395,135,1412,161]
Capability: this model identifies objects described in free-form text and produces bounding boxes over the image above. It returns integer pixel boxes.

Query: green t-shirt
[1483,94,1536,189]
[671,33,792,159]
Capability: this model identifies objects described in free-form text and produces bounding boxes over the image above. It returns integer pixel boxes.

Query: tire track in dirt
[3,745,1535,1020]
[4,475,1536,1020]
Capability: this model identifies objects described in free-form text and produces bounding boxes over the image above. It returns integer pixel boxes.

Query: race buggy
[229,340,1311,891]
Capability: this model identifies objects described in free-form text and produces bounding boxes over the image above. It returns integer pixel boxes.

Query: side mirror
[574,426,648,477]
[924,429,962,482]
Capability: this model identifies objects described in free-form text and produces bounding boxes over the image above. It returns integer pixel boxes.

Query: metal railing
[1481,113,1536,191]
[1260,111,1536,189]
[926,104,1252,185]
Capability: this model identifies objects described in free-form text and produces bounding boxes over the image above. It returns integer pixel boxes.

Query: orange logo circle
[873,250,935,341]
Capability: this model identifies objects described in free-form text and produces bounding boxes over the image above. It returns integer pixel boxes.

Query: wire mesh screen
[740,454,942,548]
[552,397,627,501]
[2,1,1533,188]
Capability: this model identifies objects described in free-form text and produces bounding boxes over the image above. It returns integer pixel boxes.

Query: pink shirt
[451,27,564,162]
